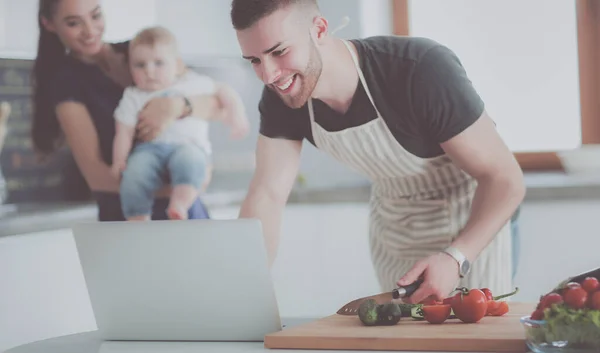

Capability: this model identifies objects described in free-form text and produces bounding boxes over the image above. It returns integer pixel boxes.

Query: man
[231,0,525,304]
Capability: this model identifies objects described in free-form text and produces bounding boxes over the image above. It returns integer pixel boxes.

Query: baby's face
[129,43,180,91]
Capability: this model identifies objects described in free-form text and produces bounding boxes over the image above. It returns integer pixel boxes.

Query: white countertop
[3,330,484,353]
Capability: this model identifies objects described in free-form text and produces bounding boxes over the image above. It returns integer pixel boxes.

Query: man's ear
[312,16,329,43]
[41,16,56,33]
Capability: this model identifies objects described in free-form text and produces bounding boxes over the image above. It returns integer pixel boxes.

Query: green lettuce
[527,304,600,349]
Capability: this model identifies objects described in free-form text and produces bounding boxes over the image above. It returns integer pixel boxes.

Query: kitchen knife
[551,267,600,292]
[336,278,423,315]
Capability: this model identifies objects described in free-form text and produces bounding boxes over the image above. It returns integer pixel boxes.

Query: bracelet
[179,96,193,119]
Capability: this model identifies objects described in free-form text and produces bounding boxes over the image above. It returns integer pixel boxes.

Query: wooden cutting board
[265,302,536,352]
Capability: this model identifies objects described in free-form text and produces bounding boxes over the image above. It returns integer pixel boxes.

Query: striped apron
[307,40,513,297]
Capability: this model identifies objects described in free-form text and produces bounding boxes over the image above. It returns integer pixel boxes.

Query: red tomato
[530,309,544,321]
[420,297,443,306]
[451,288,488,323]
[592,291,600,311]
[481,288,493,301]
[422,304,452,324]
[488,301,509,316]
[538,293,563,310]
[564,287,588,309]
[582,277,600,293]
[486,300,501,316]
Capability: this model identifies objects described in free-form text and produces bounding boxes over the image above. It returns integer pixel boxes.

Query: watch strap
[442,246,467,278]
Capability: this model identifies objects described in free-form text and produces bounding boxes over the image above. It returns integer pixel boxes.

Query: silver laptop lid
[72,219,282,341]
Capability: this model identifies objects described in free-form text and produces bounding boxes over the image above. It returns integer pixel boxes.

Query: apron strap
[341,40,383,118]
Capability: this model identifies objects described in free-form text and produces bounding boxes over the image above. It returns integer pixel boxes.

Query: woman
[32,0,221,220]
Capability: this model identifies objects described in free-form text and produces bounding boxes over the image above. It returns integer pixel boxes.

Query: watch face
[461,260,471,275]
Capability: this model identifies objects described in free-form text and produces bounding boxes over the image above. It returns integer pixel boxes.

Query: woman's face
[42,0,106,57]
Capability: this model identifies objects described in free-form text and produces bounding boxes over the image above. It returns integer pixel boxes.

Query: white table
[4,318,477,353]
[3,332,480,353]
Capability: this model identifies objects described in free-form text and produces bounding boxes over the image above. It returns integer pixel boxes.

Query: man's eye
[273,49,287,56]
[250,58,260,65]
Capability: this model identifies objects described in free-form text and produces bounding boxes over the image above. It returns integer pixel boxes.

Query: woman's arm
[55,101,121,193]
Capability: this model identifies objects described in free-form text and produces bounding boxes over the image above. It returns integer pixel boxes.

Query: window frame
[392,0,598,171]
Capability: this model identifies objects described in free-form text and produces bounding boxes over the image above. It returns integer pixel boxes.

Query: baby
[111,26,248,221]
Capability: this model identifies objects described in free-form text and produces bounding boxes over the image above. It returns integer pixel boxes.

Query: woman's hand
[136,96,185,142]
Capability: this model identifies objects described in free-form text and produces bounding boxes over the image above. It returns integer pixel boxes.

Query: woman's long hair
[31,0,67,158]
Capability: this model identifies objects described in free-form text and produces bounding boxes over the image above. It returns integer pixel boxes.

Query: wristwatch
[442,246,471,278]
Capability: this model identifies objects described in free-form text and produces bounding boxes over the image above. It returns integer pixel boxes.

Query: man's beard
[277,41,322,109]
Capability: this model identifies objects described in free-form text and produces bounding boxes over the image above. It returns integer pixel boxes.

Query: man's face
[236,7,323,109]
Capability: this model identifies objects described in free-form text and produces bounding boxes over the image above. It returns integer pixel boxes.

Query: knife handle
[392,278,424,299]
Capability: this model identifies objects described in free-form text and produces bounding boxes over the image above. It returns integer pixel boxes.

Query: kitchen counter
[1,171,600,237]
[3,329,519,353]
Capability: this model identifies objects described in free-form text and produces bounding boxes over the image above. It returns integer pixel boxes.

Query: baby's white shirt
[114,70,215,155]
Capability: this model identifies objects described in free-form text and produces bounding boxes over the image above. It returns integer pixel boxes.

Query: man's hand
[397,252,461,304]
[136,96,184,141]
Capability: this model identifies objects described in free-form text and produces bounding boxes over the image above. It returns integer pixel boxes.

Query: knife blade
[336,278,423,315]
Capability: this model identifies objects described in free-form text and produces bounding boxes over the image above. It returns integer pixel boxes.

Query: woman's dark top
[49,41,130,165]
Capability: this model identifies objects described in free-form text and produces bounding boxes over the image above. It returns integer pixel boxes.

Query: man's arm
[440,111,525,262]
[239,135,303,267]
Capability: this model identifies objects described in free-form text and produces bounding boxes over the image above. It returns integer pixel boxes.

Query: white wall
[0,0,393,59]
[408,0,581,153]
[102,0,157,42]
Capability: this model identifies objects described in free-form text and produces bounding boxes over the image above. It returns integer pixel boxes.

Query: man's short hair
[130,26,179,52]
[230,0,319,30]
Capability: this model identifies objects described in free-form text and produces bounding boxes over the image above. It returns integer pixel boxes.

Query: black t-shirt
[258,36,485,158]
[49,41,130,165]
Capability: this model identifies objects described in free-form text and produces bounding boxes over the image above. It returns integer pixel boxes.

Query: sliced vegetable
[377,303,403,325]
[411,305,425,320]
[487,301,509,316]
[398,303,418,317]
[422,304,452,324]
[450,287,487,323]
[486,300,501,316]
[358,299,380,326]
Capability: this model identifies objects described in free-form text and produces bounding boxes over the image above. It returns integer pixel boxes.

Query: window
[393,0,599,171]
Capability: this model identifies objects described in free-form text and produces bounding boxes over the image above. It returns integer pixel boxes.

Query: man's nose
[261,59,281,85]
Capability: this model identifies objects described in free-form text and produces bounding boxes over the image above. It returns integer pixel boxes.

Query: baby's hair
[130,26,179,53]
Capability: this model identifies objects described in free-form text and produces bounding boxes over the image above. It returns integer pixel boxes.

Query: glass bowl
[521,315,600,353]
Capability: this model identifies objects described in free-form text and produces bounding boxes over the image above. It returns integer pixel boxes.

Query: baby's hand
[228,112,250,140]
[222,104,249,140]
[111,161,126,180]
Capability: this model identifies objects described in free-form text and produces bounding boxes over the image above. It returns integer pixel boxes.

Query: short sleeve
[258,86,306,141]
[113,88,139,126]
[48,68,86,109]
[410,45,485,143]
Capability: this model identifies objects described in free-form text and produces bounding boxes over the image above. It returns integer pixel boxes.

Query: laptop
[72,219,282,342]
